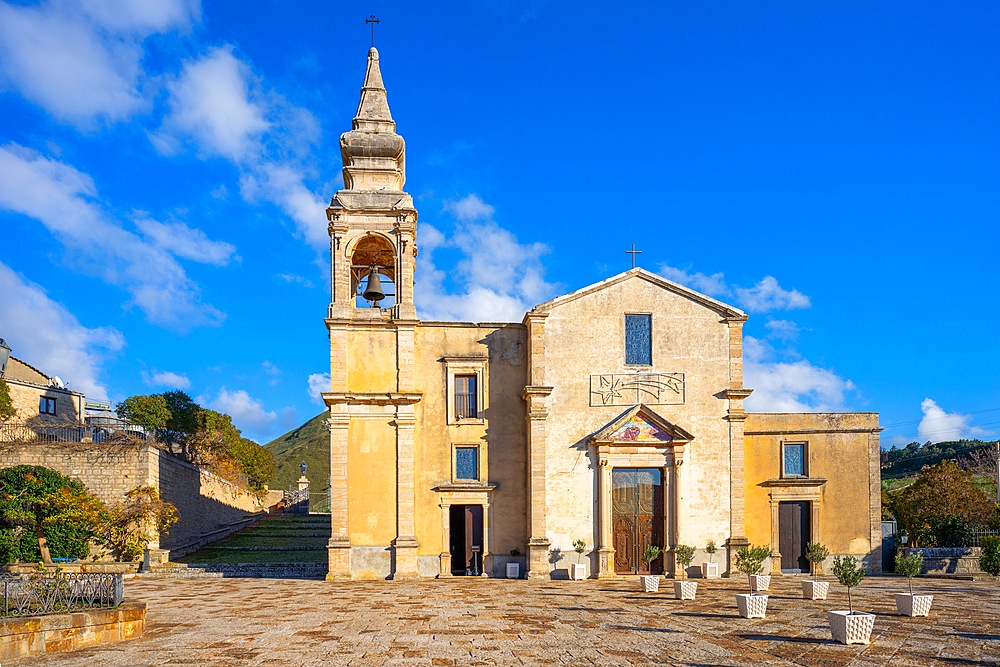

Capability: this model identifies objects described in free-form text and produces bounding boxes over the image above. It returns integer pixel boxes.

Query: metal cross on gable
[626,243,642,269]
[366,14,380,47]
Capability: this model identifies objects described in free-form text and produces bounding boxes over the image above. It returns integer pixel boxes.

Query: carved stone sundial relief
[589,372,684,407]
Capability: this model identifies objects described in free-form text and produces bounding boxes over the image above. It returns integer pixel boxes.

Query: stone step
[143,565,223,579]
[198,545,327,551]
[185,562,328,579]
[235,531,330,538]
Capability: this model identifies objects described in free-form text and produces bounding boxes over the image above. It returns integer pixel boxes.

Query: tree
[100,486,179,562]
[674,544,695,580]
[0,466,105,564]
[0,378,15,422]
[161,390,200,452]
[895,551,923,595]
[231,437,276,491]
[805,542,830,576]
[115,394,171,431]
[832,555,865,613]
[734,544,771,595]
[886,460,996,547]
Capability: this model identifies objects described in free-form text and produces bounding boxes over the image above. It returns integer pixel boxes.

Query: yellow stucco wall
[413,323,528,558]
[347,418,397,546]
[346,327,398,392]
[744,412,880,559]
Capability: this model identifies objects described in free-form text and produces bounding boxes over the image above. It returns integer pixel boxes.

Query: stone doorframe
[433,483,495,577]
[759,477,827,573]
[592,445,685,579]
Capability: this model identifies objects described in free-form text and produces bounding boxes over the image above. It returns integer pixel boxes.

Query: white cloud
[156,46,269,162]
[657,264,810,314]
[147,371,191,389]
[156,48,327,250]
[307,373,329,405]
[0,0,197,126]
[734,276,811,313]
[208,387,279,440]
[277,273,315,288]
[415,198,558,321]
[0,144,224,331]
[743,336,855,412]
[657,265,728,297]
[916,398,988,443]
[764,319,802,343]
[443,194,495,222]
[0,262,124,400]
[135,216,239,266]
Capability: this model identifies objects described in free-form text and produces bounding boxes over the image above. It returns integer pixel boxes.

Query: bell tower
[325,47,422,580]
[327,46,417,320]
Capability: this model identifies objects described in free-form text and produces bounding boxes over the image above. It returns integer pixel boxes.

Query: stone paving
[10,574,1000,666]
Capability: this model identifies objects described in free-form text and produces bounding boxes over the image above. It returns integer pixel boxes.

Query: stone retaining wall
[0,602,145,661]
[0,441,267,552]
[900,547,983,575]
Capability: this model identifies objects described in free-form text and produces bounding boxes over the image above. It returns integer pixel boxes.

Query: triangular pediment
[590,404,694,445]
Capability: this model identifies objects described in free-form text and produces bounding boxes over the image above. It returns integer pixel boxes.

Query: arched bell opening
[351,235,397,309]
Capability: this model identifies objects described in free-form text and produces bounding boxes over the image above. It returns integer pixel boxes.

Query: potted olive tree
[571,538,588,580]
[895,550,932,616]
[828,555,875,644]
[507,547,522,579]
[640,544,662,592]
[802,542,830,600]
[701,540,720,579]
[673,544,697,600]
[734,544,771,618]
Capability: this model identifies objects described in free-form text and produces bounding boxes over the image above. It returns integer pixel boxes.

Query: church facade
[323,48,882,581]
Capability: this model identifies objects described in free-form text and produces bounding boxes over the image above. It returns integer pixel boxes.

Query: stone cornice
[745,427,884,435]
[322,391,422,406]
[521,386,554,400]
[432,482,497,493]
[759,477,828,488]
[723,388,754,400]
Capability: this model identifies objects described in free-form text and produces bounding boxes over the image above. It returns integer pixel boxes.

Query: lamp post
[0,338,10,378]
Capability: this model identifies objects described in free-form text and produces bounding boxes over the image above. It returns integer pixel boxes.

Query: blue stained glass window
[625,314,652,365]
[455,447,479,481]
[783,444,806,476]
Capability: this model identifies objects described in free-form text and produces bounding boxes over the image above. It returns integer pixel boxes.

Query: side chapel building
[323,48,882,581]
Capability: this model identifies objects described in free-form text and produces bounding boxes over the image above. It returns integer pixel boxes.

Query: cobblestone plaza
[12,575,1000,666]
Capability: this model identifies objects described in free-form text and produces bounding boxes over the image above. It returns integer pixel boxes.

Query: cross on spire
[625,243,642,269]
[366,15,380,47]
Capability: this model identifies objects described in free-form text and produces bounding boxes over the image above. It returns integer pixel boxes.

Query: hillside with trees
[881,439,996,480]
[264,412,329,511]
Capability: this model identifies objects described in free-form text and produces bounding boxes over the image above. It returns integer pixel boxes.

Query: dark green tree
[0,466,105,563]
[115,394,171,431]
[0,378,15,421]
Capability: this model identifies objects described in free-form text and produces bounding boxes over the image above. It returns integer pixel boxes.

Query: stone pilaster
[596,454,615,579]
[326,411,351,580]
[392,405,419,579]
[724,315,751,557]
[868,427,883,573]
[522,311,552,579]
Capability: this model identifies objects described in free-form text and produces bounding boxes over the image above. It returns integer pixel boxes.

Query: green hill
[264,411,330,512]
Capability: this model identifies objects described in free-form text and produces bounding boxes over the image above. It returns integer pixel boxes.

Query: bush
[641,544,661,572]
[981,536,1000,577]
[805,542,830,574]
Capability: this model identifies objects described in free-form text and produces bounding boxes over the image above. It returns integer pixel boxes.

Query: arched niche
[350,234,397,308]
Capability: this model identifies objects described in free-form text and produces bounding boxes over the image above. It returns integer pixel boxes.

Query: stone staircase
[162,514,331,580]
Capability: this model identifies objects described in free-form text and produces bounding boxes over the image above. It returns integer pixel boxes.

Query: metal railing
[2,573,124,617]
[969,528,1000,547]
[0,422,151,444]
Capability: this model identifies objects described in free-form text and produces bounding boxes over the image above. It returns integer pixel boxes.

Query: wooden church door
[611,468,664,574]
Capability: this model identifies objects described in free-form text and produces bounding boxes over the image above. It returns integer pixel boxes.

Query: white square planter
[506,562,520,579]
[674,580,698,600]
[828,610,875,645]
[701,562,720,579]
[571,563,588,580]
[802,580,829,600]
[749,574,770,592]
[641,574,660,592]
[736,593,768,618]
[895,593,933,617]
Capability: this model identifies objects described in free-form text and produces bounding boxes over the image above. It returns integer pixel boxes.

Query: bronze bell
[362,267,386,304]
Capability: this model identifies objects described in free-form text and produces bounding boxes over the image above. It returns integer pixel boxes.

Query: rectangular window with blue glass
[625,314,652,365]
[455,446,479,481]
[782,443,807,477]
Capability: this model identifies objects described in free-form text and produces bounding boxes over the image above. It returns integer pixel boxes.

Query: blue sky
[1,1,997,446]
